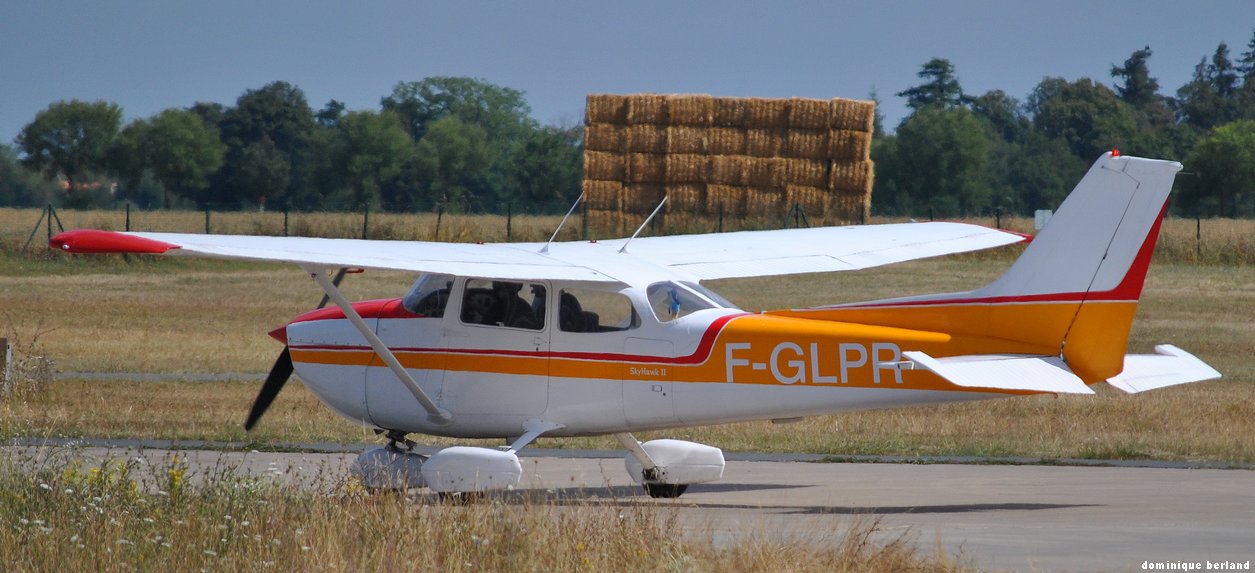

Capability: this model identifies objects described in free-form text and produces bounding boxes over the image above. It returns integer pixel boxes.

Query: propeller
[245,268,347,431]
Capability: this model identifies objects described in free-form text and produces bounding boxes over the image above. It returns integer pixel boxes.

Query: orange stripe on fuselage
[289,310,1079,394]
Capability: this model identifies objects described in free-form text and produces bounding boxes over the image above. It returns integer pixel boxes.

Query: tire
[643,483,688,498]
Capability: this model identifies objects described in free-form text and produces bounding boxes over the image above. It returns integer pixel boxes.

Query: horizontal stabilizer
[902,351,1095,394]
[1106,345,1222,394]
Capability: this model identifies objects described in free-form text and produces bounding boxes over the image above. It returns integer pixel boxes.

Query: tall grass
[0,449,973,572]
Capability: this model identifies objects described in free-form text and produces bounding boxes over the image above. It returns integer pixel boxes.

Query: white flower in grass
[204,549,218,556]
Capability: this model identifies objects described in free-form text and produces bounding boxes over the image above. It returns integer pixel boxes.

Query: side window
[647,281,715,322]
[558,288,639,333]
[460,279,546,331]
[402,273,453,317]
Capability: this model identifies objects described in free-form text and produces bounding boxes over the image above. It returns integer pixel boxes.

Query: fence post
[434,205,444,240]
[507,203,513,242]
[361,206,370,239]
[717,203,724,233]
[125,202,132,232]
[1,337,11,395]
[283,208,289,237]
[1196,215,1202,261]
[204,208,211,234]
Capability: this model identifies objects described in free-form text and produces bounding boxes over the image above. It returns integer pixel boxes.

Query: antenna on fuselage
[539,192,583,254]
[619,195,668,254]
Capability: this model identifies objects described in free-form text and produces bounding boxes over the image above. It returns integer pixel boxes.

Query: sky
[3,1,1255,146]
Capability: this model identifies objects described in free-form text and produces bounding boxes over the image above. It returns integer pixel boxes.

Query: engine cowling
[421,446,523,493]
[624,439,725,485]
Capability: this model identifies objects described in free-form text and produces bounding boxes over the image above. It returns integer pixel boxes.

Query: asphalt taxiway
[6,444,1253,573]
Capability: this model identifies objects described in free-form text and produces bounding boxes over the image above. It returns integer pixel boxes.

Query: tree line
[4,36,1255,219]
[875,37,1255,218]
[2,77,582,215]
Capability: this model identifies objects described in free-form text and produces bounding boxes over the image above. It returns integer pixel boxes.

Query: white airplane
[50,152,1220,498]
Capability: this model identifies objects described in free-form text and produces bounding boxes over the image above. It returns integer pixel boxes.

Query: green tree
[321,110,414,210]
[507,125,583,211]
[1028,77,1139,161]
[876,107,990,216]
[215,81,315,208]
[111,109,225,209]
[1111,46,1161,109]
[896,58,967,112]
[1178,120,1255,217]
[0,144,60,206]
[412,116,491,212]
[970,89,1029,144]
[382,77,538,212]
[16,99,122,207]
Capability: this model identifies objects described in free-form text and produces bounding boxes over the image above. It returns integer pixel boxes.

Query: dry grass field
[1,207,1251,571]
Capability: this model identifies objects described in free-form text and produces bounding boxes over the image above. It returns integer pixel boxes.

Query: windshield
[402,273,453,317]
[646,281,732,322]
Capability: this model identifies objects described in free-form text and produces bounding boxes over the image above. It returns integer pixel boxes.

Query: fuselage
[280,275,1048,440]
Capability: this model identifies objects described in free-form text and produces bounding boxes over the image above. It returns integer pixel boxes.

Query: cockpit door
[622,337,676,426]
[436,278,550,417]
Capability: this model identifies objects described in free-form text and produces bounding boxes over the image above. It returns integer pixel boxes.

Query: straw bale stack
[626,153,666,184]
[788,97,831,130]
[582,93,876,233]
[783,129,829,160]
[664,154,708,183]
[584,124,624,153]
[746,158,783,188]
[831,98,875,132]
[780,158,827,187]
[829,130,872,161]
[708,155,747,186]
[745,98,790,128]
[626,94,667,124]
[712,98,748,127]
[582,180,624,211]
[665,127,707,154]
[745,129,783,158]
[586,94,628,125]
[745,188,785,214]
[666,183,706,211]
[785,184,828,214]
[665,94,714,126]
[583,151,626,181]
[625,125,666,153]
[707,128,746,155]
[705,185,747,217]
[829,161,874,195]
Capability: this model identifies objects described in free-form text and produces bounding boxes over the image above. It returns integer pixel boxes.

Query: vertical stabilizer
[792,153,1183,382]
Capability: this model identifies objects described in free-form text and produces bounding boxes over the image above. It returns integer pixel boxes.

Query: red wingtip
[50,230,180,254]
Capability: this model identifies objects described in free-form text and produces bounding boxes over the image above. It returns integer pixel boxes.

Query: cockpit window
[646,281,725,322]
[558,288,639,333]
[460,279,546,330]
[402,273,453,317]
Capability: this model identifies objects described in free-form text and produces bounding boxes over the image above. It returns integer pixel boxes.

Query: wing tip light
[50,229,180,254]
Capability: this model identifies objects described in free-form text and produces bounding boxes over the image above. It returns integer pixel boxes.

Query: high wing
[50,221,1024,283]
[597,222,1023,280]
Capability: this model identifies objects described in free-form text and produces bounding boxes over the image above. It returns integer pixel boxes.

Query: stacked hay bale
[582,93,874,235]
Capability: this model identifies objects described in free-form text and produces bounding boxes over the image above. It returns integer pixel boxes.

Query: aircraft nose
[268,324,287,344]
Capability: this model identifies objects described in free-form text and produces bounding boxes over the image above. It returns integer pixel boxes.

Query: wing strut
[303,265,452,426]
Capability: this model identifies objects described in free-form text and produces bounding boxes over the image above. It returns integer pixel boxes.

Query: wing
[598,222,1026,280]
[50,221,1024,283]
[49,229,614,282]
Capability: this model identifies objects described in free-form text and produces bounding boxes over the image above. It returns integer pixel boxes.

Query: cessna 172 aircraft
[50,152,1220,498]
